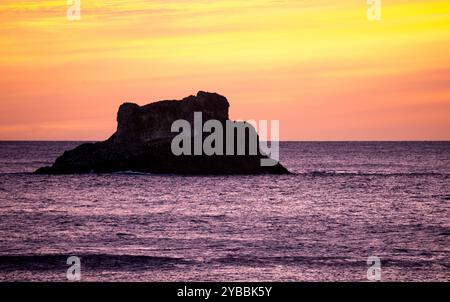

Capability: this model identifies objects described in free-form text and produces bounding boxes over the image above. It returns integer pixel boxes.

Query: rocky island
[35,91,290,174]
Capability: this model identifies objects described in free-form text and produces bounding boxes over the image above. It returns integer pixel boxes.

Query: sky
[0,0,449,141]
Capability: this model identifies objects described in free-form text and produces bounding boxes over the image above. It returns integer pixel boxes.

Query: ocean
[0,141,449,281]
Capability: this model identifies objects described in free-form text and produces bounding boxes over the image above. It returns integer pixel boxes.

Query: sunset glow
[1,0,449,140]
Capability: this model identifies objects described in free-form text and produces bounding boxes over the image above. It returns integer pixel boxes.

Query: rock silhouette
[35,91,290,174]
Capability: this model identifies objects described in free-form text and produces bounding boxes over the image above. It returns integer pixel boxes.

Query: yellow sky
[0,0,449,140]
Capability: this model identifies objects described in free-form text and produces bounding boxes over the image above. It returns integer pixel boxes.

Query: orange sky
[0,0,449,140]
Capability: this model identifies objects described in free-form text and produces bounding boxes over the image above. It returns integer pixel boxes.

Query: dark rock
[35,91,290,175]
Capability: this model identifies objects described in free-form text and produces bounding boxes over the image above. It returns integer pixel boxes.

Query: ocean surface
[0,141,449,281]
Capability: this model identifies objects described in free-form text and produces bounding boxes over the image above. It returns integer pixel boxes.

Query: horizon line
[1,140,450,143]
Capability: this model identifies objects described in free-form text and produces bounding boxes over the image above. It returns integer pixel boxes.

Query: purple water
[0,141,449,281]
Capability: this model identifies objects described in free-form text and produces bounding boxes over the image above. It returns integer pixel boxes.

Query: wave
[1,253,447,274]
[0,254,192,272]
[1,170,449,178]
[0,160,51,165]
[210,254,449,269]
[112,171,155,175]
[297,171,450,177]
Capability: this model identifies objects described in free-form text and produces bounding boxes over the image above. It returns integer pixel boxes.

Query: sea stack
[35,91,290,175]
